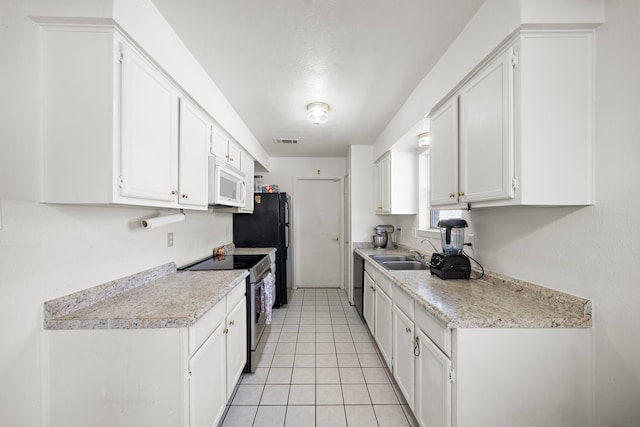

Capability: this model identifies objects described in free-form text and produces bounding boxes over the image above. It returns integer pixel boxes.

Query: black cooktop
[179,254,267,271]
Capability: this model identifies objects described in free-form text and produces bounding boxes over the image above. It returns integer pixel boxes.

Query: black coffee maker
[429,219,471,280]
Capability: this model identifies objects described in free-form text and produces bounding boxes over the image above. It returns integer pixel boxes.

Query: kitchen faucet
[409,249,427,263]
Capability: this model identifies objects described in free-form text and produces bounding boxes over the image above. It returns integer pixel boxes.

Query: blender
[429,219,471,279]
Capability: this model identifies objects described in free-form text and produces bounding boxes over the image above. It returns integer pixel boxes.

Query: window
[430,208,463,229]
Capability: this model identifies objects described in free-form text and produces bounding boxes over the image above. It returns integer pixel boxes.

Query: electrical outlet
[167,232,174,247]
[466,233,474,245]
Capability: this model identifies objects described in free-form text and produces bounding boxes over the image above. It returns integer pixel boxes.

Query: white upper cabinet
[429,97,460,207]
[374,153,391,213]
[120,43,179,203]
[512,30,594,206]
[429,29,595,209]
[40,24,216,211]
[459,47,514,204]
[374,150,417,214]
[238,150,255,213]
[178,98,211,208]
[211,124,242,169]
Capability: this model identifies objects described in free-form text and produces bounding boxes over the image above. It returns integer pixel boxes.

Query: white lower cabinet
[361,268,591,427]
[392,304,415,408]
[189,321,226,427]
[373,284,393,367]
[363,270,376,334]
[225,296,247,398]
[414,328,452,427]
[47,284,247,427]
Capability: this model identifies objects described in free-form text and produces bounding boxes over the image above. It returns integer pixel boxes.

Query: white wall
[0,1,237,426]
[260,157,346,194]
[390,0,640,425]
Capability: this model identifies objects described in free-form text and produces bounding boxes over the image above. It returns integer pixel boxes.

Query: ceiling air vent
[273,138,299,144]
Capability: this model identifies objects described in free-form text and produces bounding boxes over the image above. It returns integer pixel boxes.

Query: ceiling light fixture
[417,132,431,147]
[307,102,330,125]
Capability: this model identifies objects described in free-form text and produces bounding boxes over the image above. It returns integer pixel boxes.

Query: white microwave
[208,157,246,207]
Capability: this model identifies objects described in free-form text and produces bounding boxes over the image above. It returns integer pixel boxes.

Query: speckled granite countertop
[44,262,248,330]
[355,248,591,329]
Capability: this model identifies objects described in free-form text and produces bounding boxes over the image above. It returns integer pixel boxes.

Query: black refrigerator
[233,192,289,307]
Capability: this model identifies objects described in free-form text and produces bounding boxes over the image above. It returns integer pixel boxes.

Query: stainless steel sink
[382,260,429,270]
[371,255,414,262]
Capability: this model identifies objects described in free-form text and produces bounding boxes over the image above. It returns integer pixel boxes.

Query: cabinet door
[459,48,514,203]
[210,124,228,160]
[375,153,391,213]
[189,322,226,427]
[374,286,393,368]
[415,329,452,427]
[238,151,254,213]
[363,271,376,334]
[120,43,178,202]
[429,97,459,207]
[227,141,242,169]
[226,298,247,399]
[178,99,209,208]
[392,305,415,408]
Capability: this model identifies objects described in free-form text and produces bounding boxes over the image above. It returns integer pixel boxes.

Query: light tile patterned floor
[220,288,419,427]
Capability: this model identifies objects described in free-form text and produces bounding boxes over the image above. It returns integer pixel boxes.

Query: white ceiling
[151,0,484,158]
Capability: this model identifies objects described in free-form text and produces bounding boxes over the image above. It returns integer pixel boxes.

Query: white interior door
[294,178,343,288]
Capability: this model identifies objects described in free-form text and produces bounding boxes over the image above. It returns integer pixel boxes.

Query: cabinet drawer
[190,299,225,356]
[393,285,414,319]
[415,304,451,357]
[376,273,392,297]
[364,260,376,281]
[226,280,247,313]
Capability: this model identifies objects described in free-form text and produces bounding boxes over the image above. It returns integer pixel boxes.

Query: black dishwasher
[353,252,365,319]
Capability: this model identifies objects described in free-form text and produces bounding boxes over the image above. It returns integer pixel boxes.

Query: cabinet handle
[414,336,420,356]
[459,191,465,197]
[182,194,188,199]
[406,327,411,333]
[171,190,177,195]
[229,320,235,326]
[223,328,229,334]
[449,193,455,198]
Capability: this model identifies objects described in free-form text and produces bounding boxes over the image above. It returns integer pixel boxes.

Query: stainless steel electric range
[180,254,271,373]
